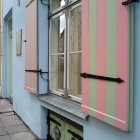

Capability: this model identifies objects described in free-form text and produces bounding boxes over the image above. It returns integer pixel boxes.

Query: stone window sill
[38,93,88,120]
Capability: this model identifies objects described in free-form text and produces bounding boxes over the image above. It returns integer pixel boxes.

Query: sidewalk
[0,99,37,140]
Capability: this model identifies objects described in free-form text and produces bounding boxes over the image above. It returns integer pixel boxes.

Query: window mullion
[64,10,69,98]
[67,8,71,98]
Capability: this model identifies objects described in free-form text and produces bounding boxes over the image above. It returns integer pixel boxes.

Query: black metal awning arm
[80,73,124,83]
[122,0,139,5]
[25,69,48,74]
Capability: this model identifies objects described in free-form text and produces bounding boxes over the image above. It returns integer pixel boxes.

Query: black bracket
[122,0,139,5]
[25,69,48,81]
[25,69,48,74]
[80,73,124,83]
[67,129,83,140]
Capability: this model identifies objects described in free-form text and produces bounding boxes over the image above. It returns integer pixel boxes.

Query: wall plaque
[16,29,22,56]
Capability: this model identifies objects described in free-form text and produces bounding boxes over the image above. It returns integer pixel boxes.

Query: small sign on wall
[16,29,22,56]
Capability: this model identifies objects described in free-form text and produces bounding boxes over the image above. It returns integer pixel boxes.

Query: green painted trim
[89,0,97,116]
[127,5,134,131]
[105,0,116,126]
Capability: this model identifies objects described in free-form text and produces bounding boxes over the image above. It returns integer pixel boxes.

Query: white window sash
[49,1,82,102]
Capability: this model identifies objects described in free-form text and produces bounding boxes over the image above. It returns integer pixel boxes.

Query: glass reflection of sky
[61,0,65,6]
[60,14,65,33]
[59,0,66,33]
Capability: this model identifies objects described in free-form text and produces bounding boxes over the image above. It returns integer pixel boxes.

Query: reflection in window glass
[69,54,81,98]
[50,14,65,93]
[69,6,81,52]
[49,1,82,100]
[50,0,66,12]
[51,55,64,92]
[68,6,81,97]
[50,14,65,54]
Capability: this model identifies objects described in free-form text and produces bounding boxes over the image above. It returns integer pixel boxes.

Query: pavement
[0,99,37,140]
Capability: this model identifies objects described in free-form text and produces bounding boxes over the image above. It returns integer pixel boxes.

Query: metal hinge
[25,69,48,81]
[25,69,48,74]
[80,73,124,83]
[122,0,139,5]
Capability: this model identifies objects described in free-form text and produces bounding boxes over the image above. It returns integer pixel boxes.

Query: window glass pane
[50,14,65,54]
[50,0,67,12]
[68,53,81,97]
[69,6,81,52]
[50,55,64,92]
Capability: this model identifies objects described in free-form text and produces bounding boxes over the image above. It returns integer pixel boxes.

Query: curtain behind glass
[69,6,81,97]
[50,15,65,92]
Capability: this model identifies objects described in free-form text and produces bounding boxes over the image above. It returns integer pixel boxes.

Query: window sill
[38,93,88,120]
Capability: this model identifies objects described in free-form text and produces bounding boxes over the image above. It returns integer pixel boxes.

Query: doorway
[7,17,12,101]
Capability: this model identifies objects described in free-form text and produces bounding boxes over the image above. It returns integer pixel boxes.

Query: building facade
[0,0,2,87]
[1,0,140,139]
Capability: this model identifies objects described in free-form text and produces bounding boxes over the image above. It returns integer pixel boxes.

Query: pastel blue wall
[1,19,8,98]
[12,0,48,138]
[3,0,13,18]
[2,0,48,138]
[38,0,49,94]
[2,0,140,140]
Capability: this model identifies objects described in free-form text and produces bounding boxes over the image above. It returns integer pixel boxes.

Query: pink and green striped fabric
[81,0,133,131]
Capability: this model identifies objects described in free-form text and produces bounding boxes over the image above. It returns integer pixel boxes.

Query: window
[49,0,81,102]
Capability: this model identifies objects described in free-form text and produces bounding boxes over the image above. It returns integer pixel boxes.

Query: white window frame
[49,0,82,103]
[49,11,67,97]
